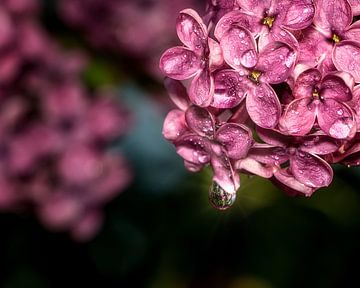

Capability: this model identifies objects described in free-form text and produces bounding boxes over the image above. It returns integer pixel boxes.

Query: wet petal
[258,27,299,51]
[248,144,289,165]
[164,78,190,111]
[212,69,248,108]
[176,9,207,54]
[237,0,271,15]
[175,134,211,164]
[235,157,274,178]
[256,126,292,147]
[290,150,333,188]
[317,99,356,139]
[246,83,281,129]
[214,10,262,40]
[281,0,315,30]
[296,27,332,67]
[162,109,188,141]
[333,41,360,83]
[349,85,360,129]
[272,169,316,196]
[211,143,240,194]
[208,38,223,69]
[215,123,253,159]
[320,73,353,101]
[257,42,297,84]
[184,160,204,172]
[185,106,215,138]
[300,133,340,155]
[220,25,258,70]
[344,20,360,40]
[293,68,321,99]
[279,98,316,136]
[189,69,214,107]
[314,0,352,35]
[159,47,201,80]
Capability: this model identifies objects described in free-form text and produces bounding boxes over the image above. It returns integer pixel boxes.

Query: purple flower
[298,0,360,81]
[250,127,337,196]
[214,25,297,128]
[160,9,224,107]
[215,0,315,49]
[163,79,254,195]
[279,68,356,139]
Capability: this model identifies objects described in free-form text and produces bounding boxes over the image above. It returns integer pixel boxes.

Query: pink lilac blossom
[160,1,360,210]
[0,1,132,241]
[297,0,360,80]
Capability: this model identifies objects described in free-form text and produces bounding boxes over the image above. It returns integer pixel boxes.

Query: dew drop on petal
[329,118,352,139]
[208,181,236,211]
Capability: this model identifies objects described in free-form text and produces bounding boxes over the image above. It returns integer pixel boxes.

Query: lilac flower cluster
[0,0,131,240]
[160,0,360,210]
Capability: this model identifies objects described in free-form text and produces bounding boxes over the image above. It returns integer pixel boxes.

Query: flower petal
[320,73,353,102]
[164,78,190,111]
[281,0,315,30]
[349,0,360,16]
[235,157,274,178]
[212,69,248,108]
[176,9,207,54]
[175,134,211,164]
[162,109,187,141]
[258,27,299,52]
[208,38,224,69]
[237,0,271,15]
[220,25,258,70]
[246,83,281,129]
[314,0,352,36]
[300,133,340,155]
[333,41,360,83]
[293,68,321,99]
[272,168,316,196]
[317,99,356,139]
[248,144,289,165]
[215,123,253,159]
[185,105,215,137]
[290,150,333,188]
[214,10,262,40]
[257,42,297,84]
[296,27,332,67]
[256,127,291,147]
[279,98,316,135]
[189,69,214,107]
[344,20,360,40]
[348,85,360,129]
[211,143,240,194]
[159,47,201,80]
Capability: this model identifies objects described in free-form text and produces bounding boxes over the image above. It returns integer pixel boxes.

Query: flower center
[332,33,341,43]
[249,70,262,83]
[312,89,320,98]
[262,16,275,28]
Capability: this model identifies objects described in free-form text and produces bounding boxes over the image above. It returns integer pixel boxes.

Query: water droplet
[209,181,236,211]
[337,109,344,115]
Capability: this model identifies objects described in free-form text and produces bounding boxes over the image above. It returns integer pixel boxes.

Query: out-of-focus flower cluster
[57,0,203,79]
[160,0,360,209]
[0,0,131,240]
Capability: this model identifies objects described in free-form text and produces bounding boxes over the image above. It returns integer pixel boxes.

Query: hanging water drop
[208,181,236,210]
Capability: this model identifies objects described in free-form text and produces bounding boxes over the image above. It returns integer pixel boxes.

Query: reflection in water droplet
[208,181,236,210]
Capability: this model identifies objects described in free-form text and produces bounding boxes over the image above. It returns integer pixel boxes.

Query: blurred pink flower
[0,1,132,241]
